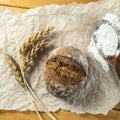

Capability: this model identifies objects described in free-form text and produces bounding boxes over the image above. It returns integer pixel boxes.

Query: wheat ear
[22,39,48,72]
[19,38,57,120]
[19,26,54,55]
[5,54,43,120]
[5,54,25,88]
[19,31,57,119]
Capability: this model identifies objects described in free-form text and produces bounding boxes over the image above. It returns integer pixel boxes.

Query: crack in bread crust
[46,55,86,86]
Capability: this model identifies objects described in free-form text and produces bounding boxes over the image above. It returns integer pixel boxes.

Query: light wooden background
[0,0,120,120]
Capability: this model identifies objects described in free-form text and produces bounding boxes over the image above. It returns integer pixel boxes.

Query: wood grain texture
[0,109,120,120]
[115,103,120,110]
[0,0,97,8]
[0,0,120,120]
[0,5,27,12]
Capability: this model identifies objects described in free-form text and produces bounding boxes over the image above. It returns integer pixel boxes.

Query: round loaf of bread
[44,46,87,98]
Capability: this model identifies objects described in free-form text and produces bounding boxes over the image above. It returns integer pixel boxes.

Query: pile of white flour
[0,0,120,115]
[88,13,120,71]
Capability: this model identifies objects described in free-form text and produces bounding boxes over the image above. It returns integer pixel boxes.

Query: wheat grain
[22,39,48,72]
[19,26,54,56]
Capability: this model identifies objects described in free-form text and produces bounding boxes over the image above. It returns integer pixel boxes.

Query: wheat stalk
[22,72,57,120]
[22,39,48,72]
[5,54,43,120]
[19,26,54,56]
[6,54,57,120]
[27,90,43,120]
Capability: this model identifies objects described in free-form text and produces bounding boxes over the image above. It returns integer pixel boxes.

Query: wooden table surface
[0,0,120,120]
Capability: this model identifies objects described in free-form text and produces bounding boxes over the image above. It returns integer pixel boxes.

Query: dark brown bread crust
[44,46,86,98]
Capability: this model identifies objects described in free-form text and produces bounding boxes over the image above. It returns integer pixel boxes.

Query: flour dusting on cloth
[0,0,120,115]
